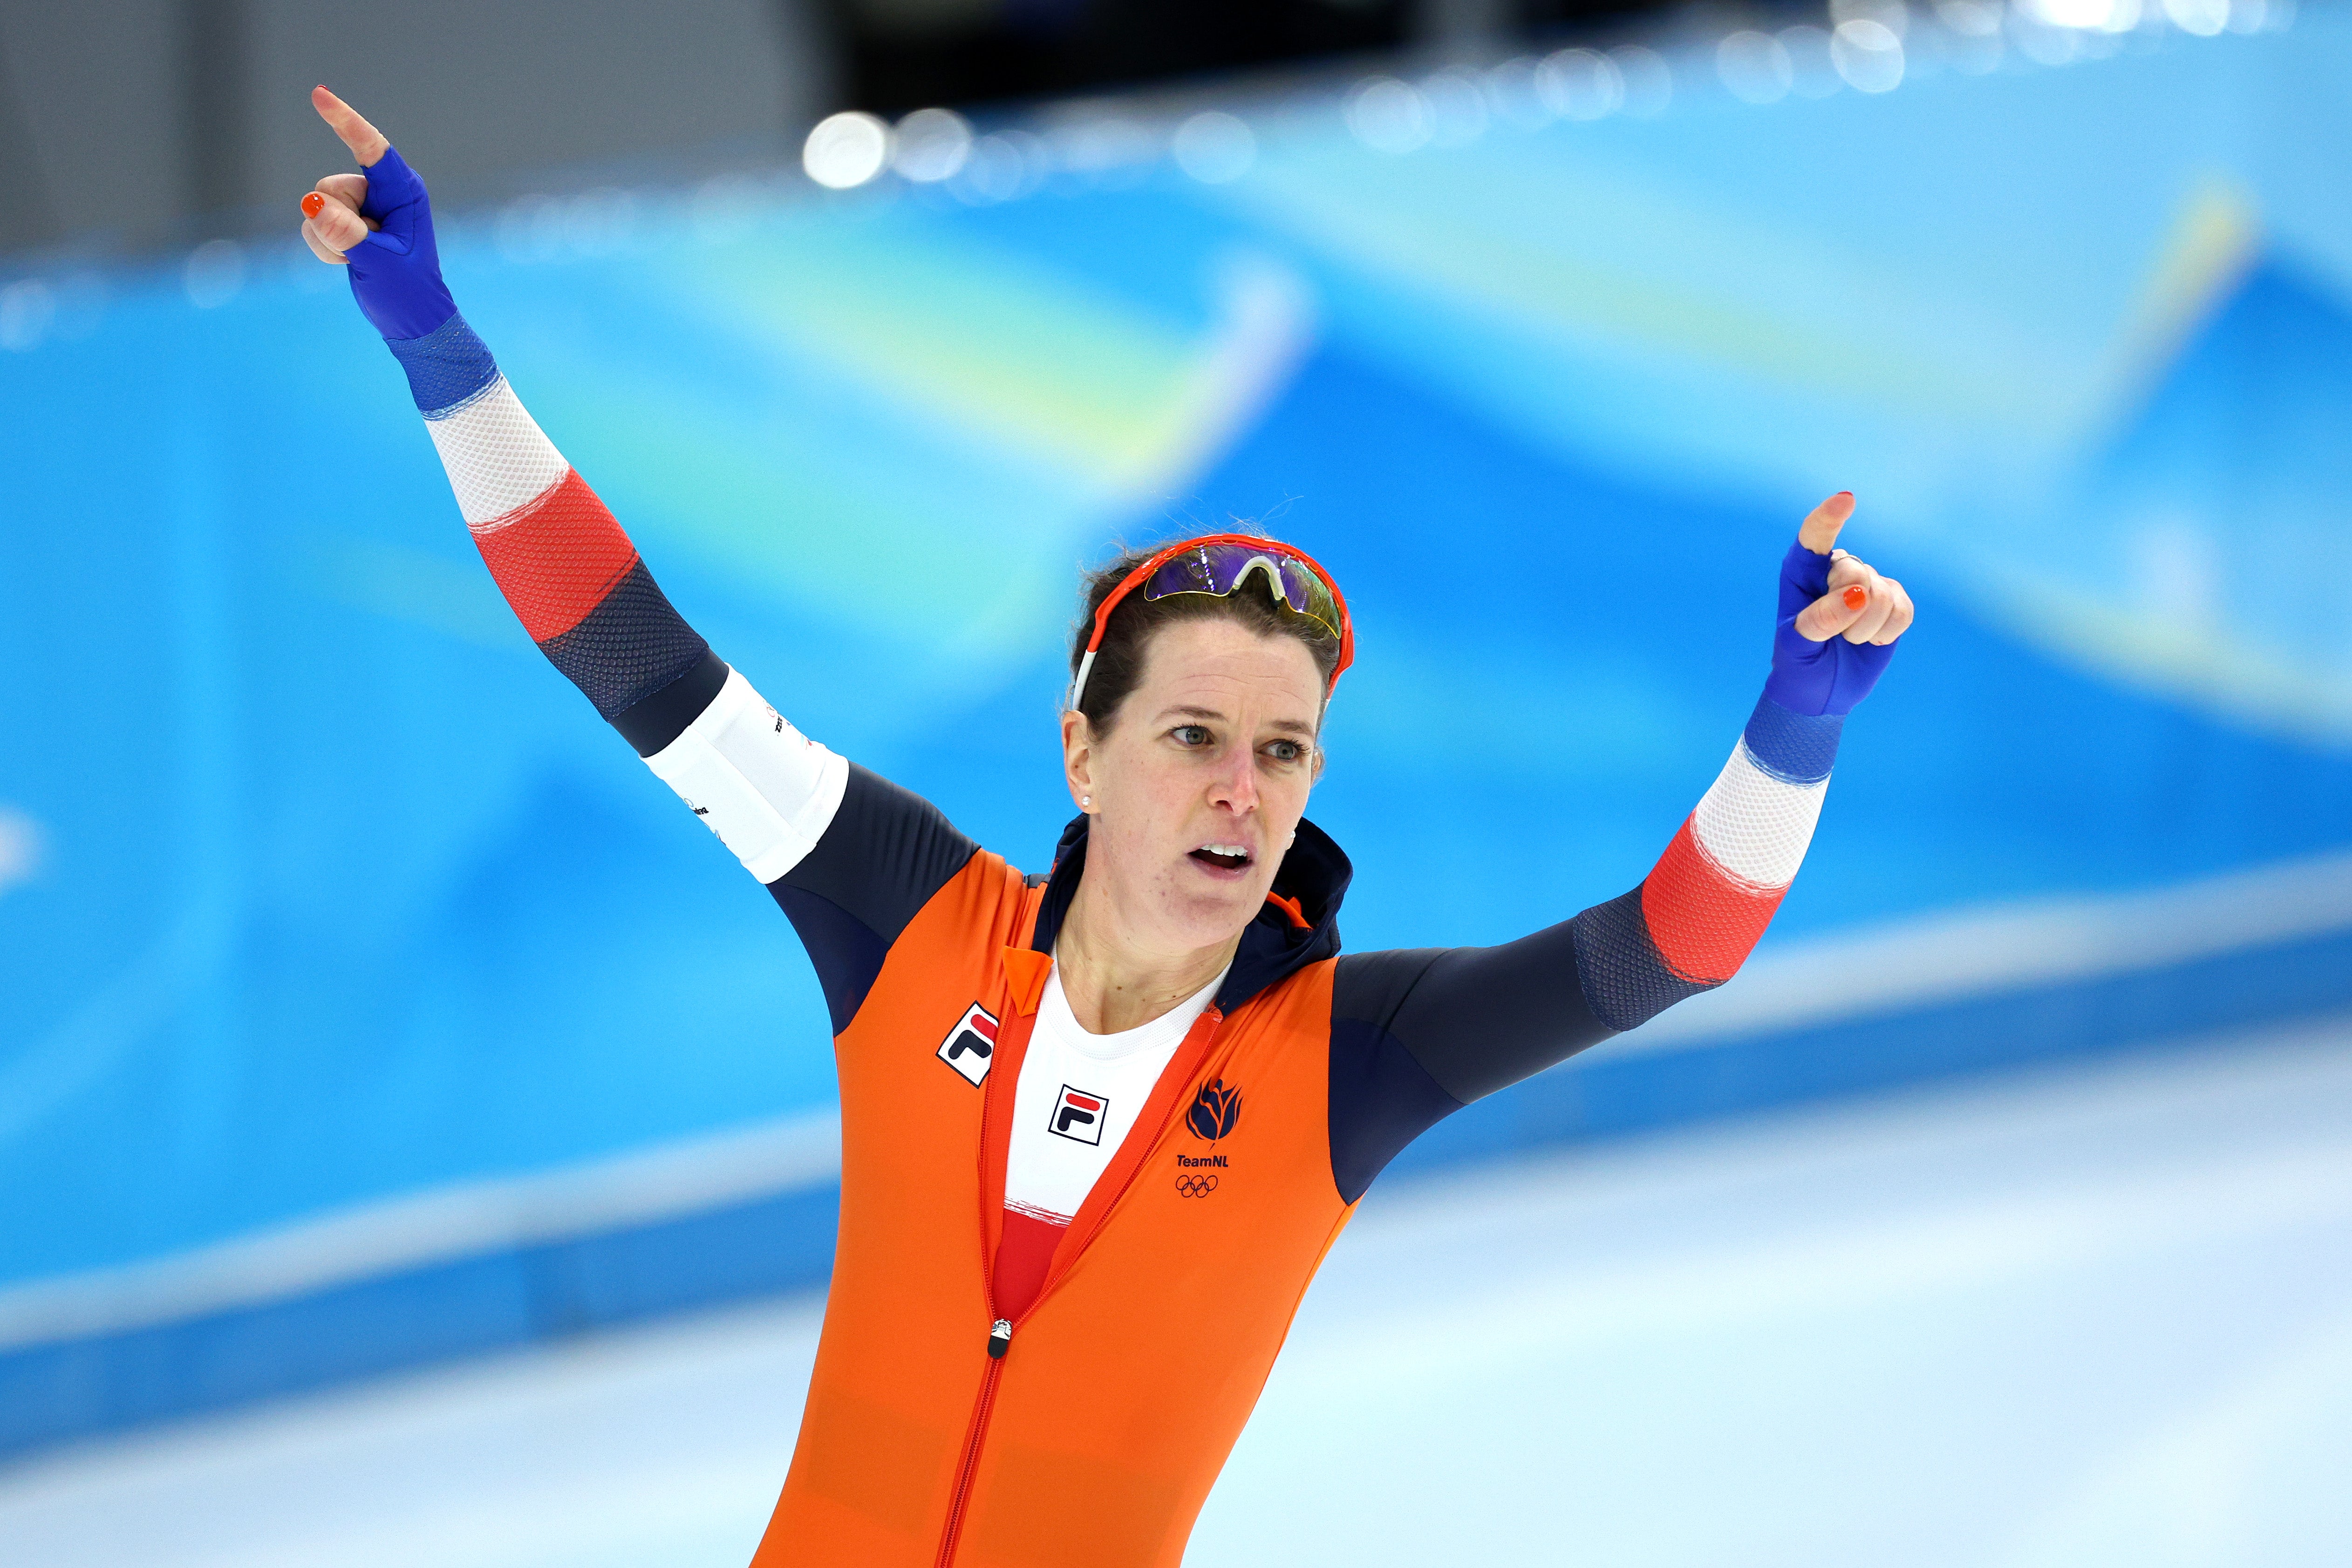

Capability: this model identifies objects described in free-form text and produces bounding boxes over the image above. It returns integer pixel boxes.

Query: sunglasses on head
[1067,534,1355,714]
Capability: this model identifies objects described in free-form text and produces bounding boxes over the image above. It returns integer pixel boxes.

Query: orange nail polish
[1842,585,1868,611]
[301,192,326,218]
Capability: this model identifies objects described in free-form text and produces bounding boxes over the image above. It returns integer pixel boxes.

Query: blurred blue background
[3,2,2351,1561]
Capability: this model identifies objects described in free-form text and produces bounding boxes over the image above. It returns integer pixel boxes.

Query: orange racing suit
[382,309,1848,1567]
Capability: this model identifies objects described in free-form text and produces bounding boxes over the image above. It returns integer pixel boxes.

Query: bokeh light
[1171,111,1256,184]
[802,110,891,190]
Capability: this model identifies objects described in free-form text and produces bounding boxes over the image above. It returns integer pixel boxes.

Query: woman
[300,86,1911,1568]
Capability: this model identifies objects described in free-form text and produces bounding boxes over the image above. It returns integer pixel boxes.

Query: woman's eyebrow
[1160,705,1315,737]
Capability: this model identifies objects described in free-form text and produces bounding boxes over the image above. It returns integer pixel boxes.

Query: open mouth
[1188,843,1253,872]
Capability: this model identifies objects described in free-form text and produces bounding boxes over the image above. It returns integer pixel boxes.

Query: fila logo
[936,1002,999,1087]
[1050,1085,1108,1145]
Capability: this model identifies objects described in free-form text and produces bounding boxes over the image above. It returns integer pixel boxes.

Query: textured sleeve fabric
[397,315,992,1025]
[389,313,721,752]
[398,315,973,1033]
[359,152,975,1048]
[1568,692,1838,1031]
[1325,686,1843,1203]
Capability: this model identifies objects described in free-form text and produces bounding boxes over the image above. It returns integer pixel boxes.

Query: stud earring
[1081,795,1092,809]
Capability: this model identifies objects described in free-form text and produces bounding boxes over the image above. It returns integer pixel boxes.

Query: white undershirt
[1002,963,1227,1225]
[617,656,1230,1224]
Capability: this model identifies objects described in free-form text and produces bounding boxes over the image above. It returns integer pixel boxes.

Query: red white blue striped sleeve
[389,314,848,882]
[1568,694,1841,1030]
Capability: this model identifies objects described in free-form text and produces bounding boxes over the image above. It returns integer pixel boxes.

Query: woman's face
[1062,617,1325,955]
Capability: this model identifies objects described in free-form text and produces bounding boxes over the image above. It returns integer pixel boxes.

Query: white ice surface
[6,1014,2351,1568]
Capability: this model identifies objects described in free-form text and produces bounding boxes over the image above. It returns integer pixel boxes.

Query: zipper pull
[987,1318,1013,1359]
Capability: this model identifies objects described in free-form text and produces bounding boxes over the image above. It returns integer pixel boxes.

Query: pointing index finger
[311,85,388,167]
[1796,491,1854,556]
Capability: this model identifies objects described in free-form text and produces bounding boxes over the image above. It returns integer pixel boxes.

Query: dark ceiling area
[0,0,1702,259]
[821,0,1687,115]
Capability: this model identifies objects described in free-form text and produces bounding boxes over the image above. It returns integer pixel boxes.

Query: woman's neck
[1055,872,1239,1035]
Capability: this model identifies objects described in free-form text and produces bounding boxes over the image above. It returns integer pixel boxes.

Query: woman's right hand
[1765,491,1909,717]
[296,86,457,341]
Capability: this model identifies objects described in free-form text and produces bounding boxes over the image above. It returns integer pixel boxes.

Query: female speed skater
[299,84,1913,1568]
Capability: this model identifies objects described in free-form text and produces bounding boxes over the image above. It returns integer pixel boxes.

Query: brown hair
[1068,539,1343,735]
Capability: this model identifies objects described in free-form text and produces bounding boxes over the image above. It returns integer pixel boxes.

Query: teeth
[1198,844,1250,859]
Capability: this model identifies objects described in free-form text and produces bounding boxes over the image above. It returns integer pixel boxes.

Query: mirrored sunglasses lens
[1275,559,1322,617]
[1144,552,1214,598]
[1141,545,1342,637]
[1268,556,1341,637]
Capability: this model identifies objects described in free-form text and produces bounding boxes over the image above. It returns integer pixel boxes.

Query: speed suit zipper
[934,1331,1004,1568]
[932,1006,1226,1568]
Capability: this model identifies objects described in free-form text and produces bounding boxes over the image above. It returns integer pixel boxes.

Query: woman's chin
[1165,869,1272,942]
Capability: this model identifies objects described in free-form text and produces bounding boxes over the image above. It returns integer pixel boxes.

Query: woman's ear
[1061,708,1095,811]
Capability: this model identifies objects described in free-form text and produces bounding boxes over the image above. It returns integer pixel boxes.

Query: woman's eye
[1265,741,1303,764]
[1172,725,1211,747]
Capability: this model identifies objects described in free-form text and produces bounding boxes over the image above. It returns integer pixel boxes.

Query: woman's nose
[1207,749,1259,813]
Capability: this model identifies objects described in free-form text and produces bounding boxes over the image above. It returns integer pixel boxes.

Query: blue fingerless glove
[345,145,457,341]
[1761,539,1897,717]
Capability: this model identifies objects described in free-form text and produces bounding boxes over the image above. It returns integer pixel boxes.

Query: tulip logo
[1185,1078,1242,1143]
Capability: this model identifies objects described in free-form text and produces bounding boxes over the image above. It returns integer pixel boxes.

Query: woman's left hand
[1765,491,1914,717]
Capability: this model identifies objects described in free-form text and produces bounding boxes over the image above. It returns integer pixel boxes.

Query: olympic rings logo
[1174,1174,1219,1198]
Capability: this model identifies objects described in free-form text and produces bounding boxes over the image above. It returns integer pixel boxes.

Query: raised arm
[300,88,976,1031]
[300,91,774,760]
[1326,494,1912,1201]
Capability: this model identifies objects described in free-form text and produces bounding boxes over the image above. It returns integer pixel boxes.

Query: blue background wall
[3,12,2349,1454]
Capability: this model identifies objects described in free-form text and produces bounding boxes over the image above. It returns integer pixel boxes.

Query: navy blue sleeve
[360,181,979,1042]
[770,765,980,1036]
[1328,926,1613,1203]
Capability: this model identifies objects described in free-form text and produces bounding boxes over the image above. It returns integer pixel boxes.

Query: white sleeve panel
[422,375,572,528]
[1688,738,1829,891]
[644,669,849,884]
